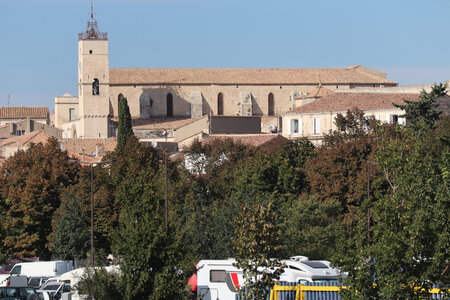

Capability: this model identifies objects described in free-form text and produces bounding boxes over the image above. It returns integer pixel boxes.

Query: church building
[54,11,397,140]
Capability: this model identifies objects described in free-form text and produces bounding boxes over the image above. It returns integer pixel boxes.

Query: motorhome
[191,256,341,300]
[9,261,75,278]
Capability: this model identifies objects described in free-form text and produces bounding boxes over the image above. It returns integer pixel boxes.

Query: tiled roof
[0,107,49,119]
[109,66,397,86]
[61,138,117,158]
[284,93,420,115]
[308,86,334,98]
[202,134,288,152]
[1,130,50,147]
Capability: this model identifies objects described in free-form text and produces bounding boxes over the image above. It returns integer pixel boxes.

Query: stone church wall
[108,84,346,119]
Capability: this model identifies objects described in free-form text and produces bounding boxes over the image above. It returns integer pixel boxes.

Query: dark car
[0,286,39,300]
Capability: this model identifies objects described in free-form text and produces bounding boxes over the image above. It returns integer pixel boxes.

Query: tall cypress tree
[117,95,134,150]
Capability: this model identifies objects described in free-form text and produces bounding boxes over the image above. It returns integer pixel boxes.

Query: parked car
[0,286,40,300]
[27,278,49,289]
[36,282,69,300]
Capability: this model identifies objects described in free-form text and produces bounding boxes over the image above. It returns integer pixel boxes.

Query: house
[60,138,117,164]
[282,93,420,143]
[0,107,50,126]
[0,130,52,158]
[0,118,62,139]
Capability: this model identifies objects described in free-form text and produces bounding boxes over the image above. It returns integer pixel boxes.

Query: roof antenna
[91,0,94,19]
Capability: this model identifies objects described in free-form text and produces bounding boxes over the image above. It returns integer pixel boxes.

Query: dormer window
[93,78,99,95]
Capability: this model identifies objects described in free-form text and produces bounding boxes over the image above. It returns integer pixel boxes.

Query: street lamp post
[367,160,377,242]
[164,152,168,231]
[73,159,112,266]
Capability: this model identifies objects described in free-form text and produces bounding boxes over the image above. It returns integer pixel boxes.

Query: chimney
[95,143,105,157]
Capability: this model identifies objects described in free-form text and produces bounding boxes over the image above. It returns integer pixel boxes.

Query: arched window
[217,93,224,115]
[268,93,274,116]
[166,93,173,117]
[92,78,100,95]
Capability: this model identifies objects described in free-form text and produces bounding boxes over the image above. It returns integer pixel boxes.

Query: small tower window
[166,93,173,117]
[268,93,275,116]
[89,50,93,54]
[93,78,100,95]
[217,93,224,115]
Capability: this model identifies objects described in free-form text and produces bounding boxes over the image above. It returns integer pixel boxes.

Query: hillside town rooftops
[202,134,288,152]
[61,138,117,163]
[109,66,397,86]
[284,93,420,115]
[0,107,49,120]
[0,130,51,147]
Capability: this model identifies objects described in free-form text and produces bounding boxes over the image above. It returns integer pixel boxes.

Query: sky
[0,0,449,110]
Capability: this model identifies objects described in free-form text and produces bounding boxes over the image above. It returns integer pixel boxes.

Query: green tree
[231,200,285,300]
[394,83,447,132]
[75,267,122,300]
[0,139,79,259]
[282,195,344,259]
[335,120,450,299]
[117,95,134,150]
[109,140,186,299]
[50,189,90,261]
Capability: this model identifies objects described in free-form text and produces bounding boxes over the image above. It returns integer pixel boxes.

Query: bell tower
[78,1,110,138]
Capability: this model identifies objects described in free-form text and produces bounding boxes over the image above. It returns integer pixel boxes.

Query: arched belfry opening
[166,93,173,117]
[217,93,224,115]
[92,78,100,95]
[268,93,275,116]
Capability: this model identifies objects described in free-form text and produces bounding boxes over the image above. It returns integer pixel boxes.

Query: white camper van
[9,261,75,277]
[192,256,340,300]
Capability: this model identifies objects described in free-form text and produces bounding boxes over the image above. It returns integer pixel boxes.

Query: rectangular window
[69,108,75,121]
[210,270,227,283]
[390,115,399,124]
[313,118,321,134]
[291,119,299,134]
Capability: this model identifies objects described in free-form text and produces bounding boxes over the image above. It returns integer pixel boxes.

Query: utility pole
[164,151,168,231]
[367,161,377,242]
[7,94,13,107]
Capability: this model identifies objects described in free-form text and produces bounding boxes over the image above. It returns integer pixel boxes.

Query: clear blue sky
[1,0,449,110]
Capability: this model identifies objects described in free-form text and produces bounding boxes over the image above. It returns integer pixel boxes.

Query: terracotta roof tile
[1,130,50,147]
[202,134,288,152]
[61,138,117,159]
[285,93,420,114]
[109,66,397,86]
[295,86,334,100]
[0,107,49,119]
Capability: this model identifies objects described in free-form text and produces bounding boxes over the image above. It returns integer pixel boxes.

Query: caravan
[190,256,341,300]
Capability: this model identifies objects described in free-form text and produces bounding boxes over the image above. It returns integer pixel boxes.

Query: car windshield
[42,284,61,291]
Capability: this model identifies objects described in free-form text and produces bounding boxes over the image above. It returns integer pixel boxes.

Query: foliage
[335,121,450,299]
[231,200,285,300]
[323,108,375,146]
[110,141,186,299]
[282,194,344,259]
[307,118,379,217]
[117,95,134,151]
[0,138,79,259]
[74,267,122,300]
[394,83,447,132]
[50,189,90,261]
